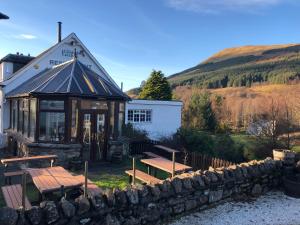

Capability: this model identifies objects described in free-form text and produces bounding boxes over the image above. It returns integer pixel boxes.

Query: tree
[139,70,172,100]
[184,92,217,131]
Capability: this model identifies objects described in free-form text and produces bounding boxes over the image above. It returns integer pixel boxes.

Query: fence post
[21,172,26,211]
[172,152,175,178]
[132,157,136,185]
[84,161,88,198]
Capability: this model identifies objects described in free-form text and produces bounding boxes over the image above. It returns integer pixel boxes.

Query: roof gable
[2,33,119,93]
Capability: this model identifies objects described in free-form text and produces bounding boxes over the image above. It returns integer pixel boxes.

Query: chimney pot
[57,21,62,43]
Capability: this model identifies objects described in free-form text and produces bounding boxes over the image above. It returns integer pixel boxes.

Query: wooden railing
[129,140,235,170]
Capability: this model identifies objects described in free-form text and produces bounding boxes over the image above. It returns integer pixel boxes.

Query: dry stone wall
[0,157,284,225]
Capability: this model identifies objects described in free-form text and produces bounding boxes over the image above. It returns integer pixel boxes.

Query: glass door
[81,110,107,161]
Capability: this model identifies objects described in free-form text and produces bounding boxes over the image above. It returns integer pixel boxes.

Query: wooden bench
[4,171,25,185]
[74,175,102,197]
[154,145,179,153]
[143,151,163,158]
[125,169,162,185]
[1,184,31,210]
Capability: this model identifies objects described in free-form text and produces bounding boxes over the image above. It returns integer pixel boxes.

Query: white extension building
[125,100,183,140]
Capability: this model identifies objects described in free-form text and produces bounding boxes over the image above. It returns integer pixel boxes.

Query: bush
[122,123,148,141]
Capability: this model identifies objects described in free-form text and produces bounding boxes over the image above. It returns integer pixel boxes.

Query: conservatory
[6,57,129,162]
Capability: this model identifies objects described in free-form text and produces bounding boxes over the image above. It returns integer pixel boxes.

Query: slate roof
[6,58,129,100]
[0,54,34,64]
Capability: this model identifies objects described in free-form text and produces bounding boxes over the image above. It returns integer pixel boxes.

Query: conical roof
[7,58,129,100]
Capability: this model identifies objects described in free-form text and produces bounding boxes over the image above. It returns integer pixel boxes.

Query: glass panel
[128,110,133,122]
[134,110,140,122]
[71,100,78,142]
[118,112,124,136]
[119,102,125,112]
[146,110,152,122]
[82,113,91,160]
[23,99,29,136]
[18,99,23,132]
[81,100,108,110]
[39,112,65,142]
[40,100,64,110]
[110,102,115,138]
[95,114,105,160]
[12,100,18,130]
[29,99,36,139]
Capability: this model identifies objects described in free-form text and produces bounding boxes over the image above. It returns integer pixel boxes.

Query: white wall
[0,62,13,81]
[125,100,183,140]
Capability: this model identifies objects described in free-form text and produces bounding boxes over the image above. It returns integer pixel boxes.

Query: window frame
[127,109,152,123]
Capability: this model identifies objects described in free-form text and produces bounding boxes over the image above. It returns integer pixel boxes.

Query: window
[39,112,65,142]
[71,100,78,142]
[39,100,65,142]
[81,100,108,110]
[128,109,152,123]
[29,99,36,139]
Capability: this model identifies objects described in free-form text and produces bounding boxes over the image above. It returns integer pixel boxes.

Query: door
[81,110,107,161]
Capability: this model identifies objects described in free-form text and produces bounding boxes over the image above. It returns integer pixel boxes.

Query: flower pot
[273,149,295,165]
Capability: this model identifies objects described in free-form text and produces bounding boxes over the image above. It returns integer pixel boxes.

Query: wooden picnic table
[25,166,83,194]
[154,145,179,153]
[140,157,192,175]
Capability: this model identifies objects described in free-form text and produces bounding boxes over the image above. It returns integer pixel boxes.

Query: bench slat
[4,171,24,177]
[1,185,31,210]
[143,152,163,158]
[125,170,162,185]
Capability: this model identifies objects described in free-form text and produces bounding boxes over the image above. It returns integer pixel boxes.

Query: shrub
[122,123,148,141]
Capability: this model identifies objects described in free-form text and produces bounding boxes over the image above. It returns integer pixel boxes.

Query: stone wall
[0,157,284,225]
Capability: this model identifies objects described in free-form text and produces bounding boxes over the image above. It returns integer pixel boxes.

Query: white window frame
[127,109,152,123]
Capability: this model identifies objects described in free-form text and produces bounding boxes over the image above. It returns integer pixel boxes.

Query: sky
[1,0,300,91]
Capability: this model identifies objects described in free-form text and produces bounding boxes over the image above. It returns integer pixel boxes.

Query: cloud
[166,0,286,14]
[13,34,37,40]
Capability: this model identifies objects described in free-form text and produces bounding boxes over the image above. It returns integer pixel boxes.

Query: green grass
[87,157,169,190]
[292,145,300,153]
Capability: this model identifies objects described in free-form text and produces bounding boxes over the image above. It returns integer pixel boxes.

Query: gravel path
[170,192,300,225]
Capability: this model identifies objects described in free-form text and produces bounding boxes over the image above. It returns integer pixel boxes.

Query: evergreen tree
[185,92,217,131]
[139,70,172,100]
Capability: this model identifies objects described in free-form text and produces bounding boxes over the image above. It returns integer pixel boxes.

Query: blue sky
[1,0,300,90]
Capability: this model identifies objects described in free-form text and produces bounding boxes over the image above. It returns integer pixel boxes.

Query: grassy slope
[168,44,300,88]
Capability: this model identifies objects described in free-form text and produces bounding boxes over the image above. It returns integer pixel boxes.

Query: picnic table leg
[60,185,65,198]
[84,161,88,198]
[50,159,54,167]
[132,157,136,185]
[172,152,175,178]
[21,172,26,211]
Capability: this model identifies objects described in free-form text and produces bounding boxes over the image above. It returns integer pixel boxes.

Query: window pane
[40,100,64,110]
[23,99,29,136]
[71,100,78,142]
[81,100,108,110]
[119,102,125,112]
[39,112,65,142]
[128,110,133,122]
[134,110,140,122]
[110,102,115,138]
[29,99,36,139]
[146,110,152,122]
[18,100,23,132]
[12,100,18,130]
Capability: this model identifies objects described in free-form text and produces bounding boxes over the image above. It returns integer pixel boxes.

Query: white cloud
[13,34,37,40]
[166,0,286,14]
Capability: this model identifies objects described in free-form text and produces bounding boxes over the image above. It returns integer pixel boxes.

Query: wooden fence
[129,140,235,170]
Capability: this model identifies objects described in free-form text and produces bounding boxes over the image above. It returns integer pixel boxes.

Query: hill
[168,44,300,88]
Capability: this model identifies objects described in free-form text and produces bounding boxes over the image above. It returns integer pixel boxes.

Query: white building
[125,99,183,140]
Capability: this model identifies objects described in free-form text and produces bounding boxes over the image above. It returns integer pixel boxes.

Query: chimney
[57,21,62,43]
[121,82,123,91]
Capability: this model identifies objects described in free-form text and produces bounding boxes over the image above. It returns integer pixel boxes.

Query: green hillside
[168,44,300,88]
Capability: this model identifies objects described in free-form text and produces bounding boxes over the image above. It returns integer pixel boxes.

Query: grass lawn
[79,157,169,191]
[292,145,300,153]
